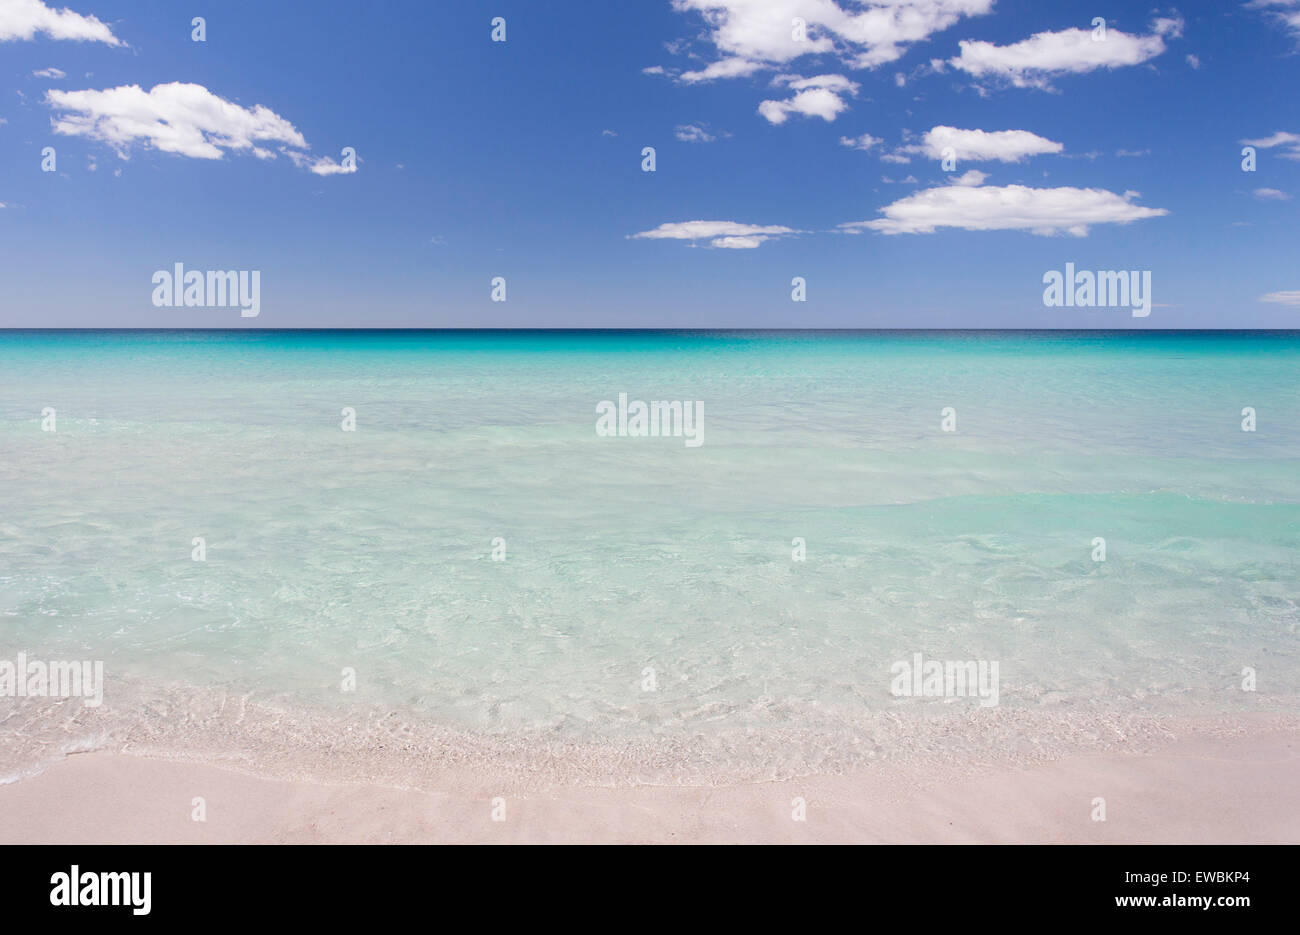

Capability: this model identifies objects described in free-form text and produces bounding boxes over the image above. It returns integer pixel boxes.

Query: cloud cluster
[667,0,995,73]
[1259,290,1300,306]
[839,174,1168,235]
[630,220,801,248]
[655,1,994,123]
[943,17,1182,89]
[0,0,122,45]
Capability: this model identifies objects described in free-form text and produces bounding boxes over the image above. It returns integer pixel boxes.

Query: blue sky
[1,0,1298,327]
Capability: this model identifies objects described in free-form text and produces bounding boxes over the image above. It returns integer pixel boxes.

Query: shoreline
[5,673,1295,791]
[3,719,1296,844]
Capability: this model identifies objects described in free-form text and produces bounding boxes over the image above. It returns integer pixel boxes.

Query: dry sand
[1,725,1295,844]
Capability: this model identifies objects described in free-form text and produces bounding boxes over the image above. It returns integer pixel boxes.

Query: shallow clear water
[1,331,1296,783]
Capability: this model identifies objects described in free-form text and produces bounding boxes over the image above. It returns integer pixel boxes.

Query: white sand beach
[3,720,1295,844]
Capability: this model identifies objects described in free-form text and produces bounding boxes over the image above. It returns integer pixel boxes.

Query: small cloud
[951,169,988,186]
[1253,187,1291,200]
[675,123,726,143]
[1259,290,1300,306]
[429,235,447,245]
[630,220,801,249]
[1240,131,1300,160]
[1115,148,1150,157]
[839,133,882,152]
[289,150,358,175]
[840,179,1167,236]
[758,74,858,125]
[601,128,618,137]
[679,57,767,84]
[1186,54,1200,69]
[898,126,1064,162]
[33,67,66,79]
[947,17,1182,90]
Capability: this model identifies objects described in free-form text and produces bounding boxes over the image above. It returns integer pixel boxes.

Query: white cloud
[286,149,357,175]
[839,175,1168,235]
[43,82,351,176]
[839,132,882,151]
[1116,148,1150,157]
[678,56,769,83]
[1186,53,1200,68]
[665,0,995,75]
[1241,130,1300,159]
[950,168,987,186]
[630,219,800,248]
[656,3,995,125]
[0,0,122,45]
[675,123,718,142]
[1254,187,1291,200]
[945,17,1181,89]
[601,128,619,137]
[904,125,1064,162]
[32,66,66,78]
[1247,0,1300,38]
[1259,290,1300,306]
[759,73,858,124]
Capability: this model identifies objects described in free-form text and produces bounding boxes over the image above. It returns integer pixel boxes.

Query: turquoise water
[1,331,1297,783]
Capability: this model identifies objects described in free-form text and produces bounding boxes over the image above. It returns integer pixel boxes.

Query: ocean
[1,330,1296,786]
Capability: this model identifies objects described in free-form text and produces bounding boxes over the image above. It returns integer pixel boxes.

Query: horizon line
[3,327,1300,334]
